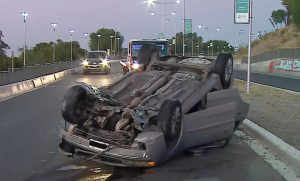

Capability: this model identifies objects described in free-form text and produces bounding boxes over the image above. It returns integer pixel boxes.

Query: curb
[0,67,81,99]
[241,119,300,174]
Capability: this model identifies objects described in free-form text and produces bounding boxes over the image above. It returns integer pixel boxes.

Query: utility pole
[183,0,186,56]
[11,51,14,72]
[247,0,253,94]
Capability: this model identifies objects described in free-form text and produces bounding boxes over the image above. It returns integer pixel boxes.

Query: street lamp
[110,35,114,56]
[20,11,29,66]
[69,29,75,61]
[97,34,101,51]
[198,25,204,55]
[171,11,177,55]
[214,27,221,56]
[83,32,88,58]
[146,0,180,38]
[51,22,57,63]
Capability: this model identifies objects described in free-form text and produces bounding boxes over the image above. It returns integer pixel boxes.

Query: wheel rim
[170,106,181,137]
[225,58,233,82]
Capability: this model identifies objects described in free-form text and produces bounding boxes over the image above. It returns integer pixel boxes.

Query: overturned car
[59,44,249,167]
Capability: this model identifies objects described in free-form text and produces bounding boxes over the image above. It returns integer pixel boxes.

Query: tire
[61,85,89,125]
[214,53,233,89]
[158,100,182,149]
[122,66,129,75]
[138,44,159,70]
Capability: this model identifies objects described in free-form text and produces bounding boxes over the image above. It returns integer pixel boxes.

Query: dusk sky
[0,0,283,54]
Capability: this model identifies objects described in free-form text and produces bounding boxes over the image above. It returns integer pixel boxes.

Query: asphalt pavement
[234,70,300,92]
[0,62,284,181]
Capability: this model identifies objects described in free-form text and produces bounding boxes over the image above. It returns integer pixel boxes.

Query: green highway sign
[184,19,192,34]
[234,0,250,24]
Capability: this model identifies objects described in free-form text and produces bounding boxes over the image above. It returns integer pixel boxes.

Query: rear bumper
[59,129,155,168]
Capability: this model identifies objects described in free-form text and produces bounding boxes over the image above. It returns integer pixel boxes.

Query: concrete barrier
[0,85,13,99]
[0,67,79,100]
[11,80,34,95]
[41,74,55,85]
[0,79,35,99]
[33,78,43,88]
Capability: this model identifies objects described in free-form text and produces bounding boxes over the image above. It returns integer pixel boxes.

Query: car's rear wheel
[61,85,89,125]
[158,100,182,149]
[138,44,160,71]
[214,53,233,89]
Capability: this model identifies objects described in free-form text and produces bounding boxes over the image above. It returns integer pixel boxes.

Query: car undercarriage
[59,45,249,167]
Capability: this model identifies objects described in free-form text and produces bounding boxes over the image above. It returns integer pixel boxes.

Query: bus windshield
[131,41,169,57]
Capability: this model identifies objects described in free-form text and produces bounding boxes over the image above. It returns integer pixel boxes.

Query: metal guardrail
[0,61,81,86]
[242,48,300,64]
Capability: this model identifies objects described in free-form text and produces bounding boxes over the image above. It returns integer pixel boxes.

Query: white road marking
[235,130,300,181]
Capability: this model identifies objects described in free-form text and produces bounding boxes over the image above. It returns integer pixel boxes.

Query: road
[0,63,284,181]
[234,70,300,92]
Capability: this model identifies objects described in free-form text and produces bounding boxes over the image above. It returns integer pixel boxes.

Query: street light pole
[171,11,177,55]
[69,29,75,61]
[162,3,166,37]
[51,22,57,63]
[198,25,203,55]
[20,12,29,67]
[83,32,88,58]
[247,0,253,94]
[97,34,101,51]
[215,27,221,56]
[117,37,120,55]
[110,35,113,56]
[146,0,180,39]
[182,0,186,56]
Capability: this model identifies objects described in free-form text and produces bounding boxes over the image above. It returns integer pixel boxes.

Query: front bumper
[83,64,110,72]
[59,129,156,167]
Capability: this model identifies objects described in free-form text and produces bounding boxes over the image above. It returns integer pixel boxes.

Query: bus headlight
[132,63,140,70]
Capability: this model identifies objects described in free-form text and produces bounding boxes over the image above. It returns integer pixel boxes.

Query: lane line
[235,130,300,181]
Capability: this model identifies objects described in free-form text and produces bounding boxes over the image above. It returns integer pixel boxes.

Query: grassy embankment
[234,24,300,62]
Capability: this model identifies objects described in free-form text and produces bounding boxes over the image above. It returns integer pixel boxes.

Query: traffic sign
[234,0,250,24]
[184,19,192,34]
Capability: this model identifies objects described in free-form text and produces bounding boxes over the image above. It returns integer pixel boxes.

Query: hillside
[235,24,300,61]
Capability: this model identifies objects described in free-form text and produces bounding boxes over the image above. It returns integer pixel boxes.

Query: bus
[121,39,170,73]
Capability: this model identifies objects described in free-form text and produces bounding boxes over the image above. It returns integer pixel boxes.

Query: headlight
[82,60,88,66]
[132,63,140,70]
[102,59,109,67]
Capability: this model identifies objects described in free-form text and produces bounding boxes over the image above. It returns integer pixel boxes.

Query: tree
[290,0,300,27]
[271,9,288,28]
[202,40,234,56]
[0,30,9,59]
[89,28,124,55]
[0,30,10,71]
[170,32,203,55]
[22,40,85,66]
[281,0,291,25]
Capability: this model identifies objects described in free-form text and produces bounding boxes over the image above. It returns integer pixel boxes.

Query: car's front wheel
[61,85,89,125]
[214,53,233,89]
[158,100,182,149]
